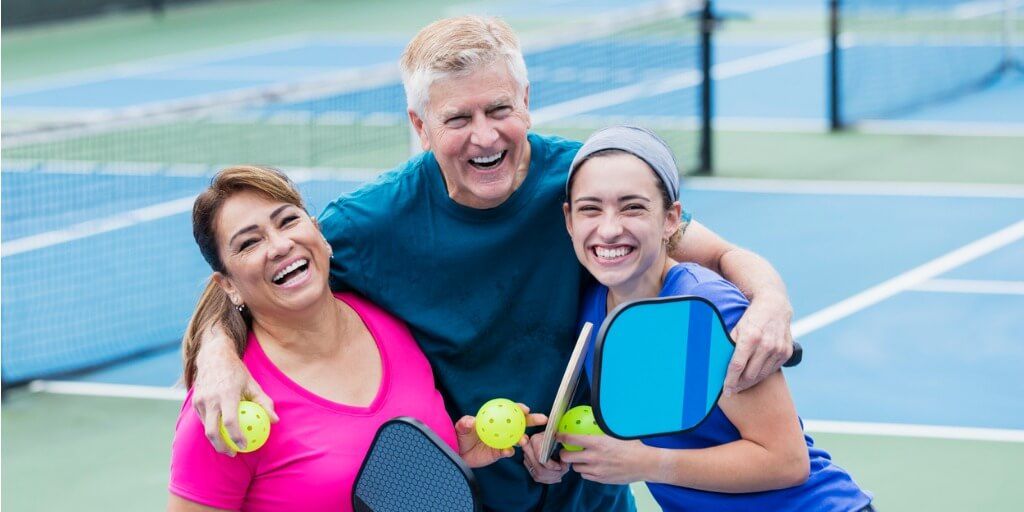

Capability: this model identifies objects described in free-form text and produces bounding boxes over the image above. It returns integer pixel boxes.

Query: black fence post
[698,0,715,174]
[829,0,842,131]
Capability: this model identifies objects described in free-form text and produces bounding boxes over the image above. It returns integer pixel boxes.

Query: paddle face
[592,296,735,439]
[352,417,479,512]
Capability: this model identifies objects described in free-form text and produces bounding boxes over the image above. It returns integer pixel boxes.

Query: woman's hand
[455,403,546,468]
[192,325,278,455]
[557,434,652,485]
[521,432,570,484]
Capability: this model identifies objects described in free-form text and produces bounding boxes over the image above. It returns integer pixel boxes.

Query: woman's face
[564,152,680,291]
[213,191,331,318]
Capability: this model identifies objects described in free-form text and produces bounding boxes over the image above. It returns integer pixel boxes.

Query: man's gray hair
[400,16,529,117]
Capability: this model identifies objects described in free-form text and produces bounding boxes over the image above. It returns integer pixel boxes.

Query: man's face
[409,64,531,209]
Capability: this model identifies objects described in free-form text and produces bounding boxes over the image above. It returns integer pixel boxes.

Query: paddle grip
[782,342,802,368]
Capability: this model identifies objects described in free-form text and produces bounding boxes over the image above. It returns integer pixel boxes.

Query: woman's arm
[167,495,233,512]
[560,372,808,492]
[670,220,795,394]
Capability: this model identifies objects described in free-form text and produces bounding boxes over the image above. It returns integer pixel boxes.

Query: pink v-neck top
[169,292,457,511]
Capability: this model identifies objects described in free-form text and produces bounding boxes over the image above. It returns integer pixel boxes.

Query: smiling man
[189,16,796,512]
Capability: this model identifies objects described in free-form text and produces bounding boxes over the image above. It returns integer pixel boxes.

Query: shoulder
[317,154,430,229]
[530,132,583,170]
[664,263,749,327]
[335,292,415,346]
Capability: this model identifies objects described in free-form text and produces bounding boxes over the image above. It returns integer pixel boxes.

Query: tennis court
[3,0,1023,510]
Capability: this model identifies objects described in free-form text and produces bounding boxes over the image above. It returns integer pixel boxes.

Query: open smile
[271,258,310,287]
[591,244,636,264]
[468,150,507,170]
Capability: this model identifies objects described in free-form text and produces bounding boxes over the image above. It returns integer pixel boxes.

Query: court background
[2,0,1023,510]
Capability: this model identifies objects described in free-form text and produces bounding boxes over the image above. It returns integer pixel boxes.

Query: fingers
[454,415,476,434]
[245,382,279,423]
[525,413,548,428]
[219,399,247,452]
[203,402,235,456]
[723,331,753,397]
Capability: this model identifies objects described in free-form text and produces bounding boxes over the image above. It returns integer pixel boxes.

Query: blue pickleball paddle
[592,296,801,439]
[353,417,480,512]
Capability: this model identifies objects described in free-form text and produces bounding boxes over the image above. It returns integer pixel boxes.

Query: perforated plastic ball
[558,405,604,451]
[219,400,271,453]
[475,398,526,449]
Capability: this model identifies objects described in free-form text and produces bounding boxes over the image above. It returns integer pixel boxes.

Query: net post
[829,0,843,131]
[698,0,714,175]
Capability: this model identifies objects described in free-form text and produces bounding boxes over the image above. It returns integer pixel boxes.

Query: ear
[522,84,532,129]
[664,201,683,241]
[212,272,240,306]
[407,109,431,151]
[563,202,574,238]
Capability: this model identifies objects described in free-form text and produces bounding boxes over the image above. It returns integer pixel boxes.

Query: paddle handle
[782,342,803,368]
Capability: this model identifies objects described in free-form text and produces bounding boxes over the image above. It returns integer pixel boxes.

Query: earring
[235,303,246,313]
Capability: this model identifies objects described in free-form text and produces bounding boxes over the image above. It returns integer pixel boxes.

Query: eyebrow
[228,204,294,246]
[439,97,512,119]
[573,195,652,203]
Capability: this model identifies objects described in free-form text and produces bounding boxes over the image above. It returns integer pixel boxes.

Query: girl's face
[213,191,332,318]
[564,152,681,292]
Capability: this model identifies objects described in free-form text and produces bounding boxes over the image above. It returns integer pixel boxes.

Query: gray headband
[567,125,680,203]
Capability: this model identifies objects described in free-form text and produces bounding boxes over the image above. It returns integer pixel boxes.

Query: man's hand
[192,325,278,455]
[724,292,794,396]
[521,432,570,484]
[455,403,545,468]
[557,434,651,485]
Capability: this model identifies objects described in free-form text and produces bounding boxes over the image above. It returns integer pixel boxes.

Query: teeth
[596,247,631,259]
[470,152,503,164]
[273,259,308,283]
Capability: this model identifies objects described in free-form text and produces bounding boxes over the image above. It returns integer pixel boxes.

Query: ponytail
[182,278,250,388]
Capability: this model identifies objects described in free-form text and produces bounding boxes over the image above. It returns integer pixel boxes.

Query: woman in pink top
[169,166,544,512]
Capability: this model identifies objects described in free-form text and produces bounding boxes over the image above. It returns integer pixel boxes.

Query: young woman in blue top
[525,125,874,511]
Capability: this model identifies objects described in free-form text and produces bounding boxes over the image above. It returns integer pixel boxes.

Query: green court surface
[4,390,1022,511]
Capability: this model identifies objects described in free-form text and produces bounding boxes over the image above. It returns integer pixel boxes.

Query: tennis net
[829,0,1022,127]
[1,1,712,386]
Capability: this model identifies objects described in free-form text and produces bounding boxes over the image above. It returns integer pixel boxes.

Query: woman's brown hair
[182,165,305,388]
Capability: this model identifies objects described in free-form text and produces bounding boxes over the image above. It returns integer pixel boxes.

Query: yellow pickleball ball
[475,398,526,450]
[219,400,271,453]
[558,405,604,451]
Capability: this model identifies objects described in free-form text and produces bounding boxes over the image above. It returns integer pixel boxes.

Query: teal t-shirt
[318,133,633,512]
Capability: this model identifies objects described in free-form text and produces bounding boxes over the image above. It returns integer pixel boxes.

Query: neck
[606,256,677,313]
[251,292,348,359]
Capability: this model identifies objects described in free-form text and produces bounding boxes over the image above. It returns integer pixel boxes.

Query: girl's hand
[557,433,653,485]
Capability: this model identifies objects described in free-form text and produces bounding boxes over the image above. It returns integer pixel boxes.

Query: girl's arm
[560,372,809,492]
[647,371,809,492]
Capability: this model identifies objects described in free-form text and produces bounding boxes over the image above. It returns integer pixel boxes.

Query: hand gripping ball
[475,398,526,450]
[219,400,271,453]
[558,405,604,451]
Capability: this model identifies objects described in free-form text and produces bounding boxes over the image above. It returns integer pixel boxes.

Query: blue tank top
[580,263,873,511]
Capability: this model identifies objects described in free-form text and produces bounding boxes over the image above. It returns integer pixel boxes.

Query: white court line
[29,380,186,401]
[910,278,1024,295]
[532,38,830,124]
[26,379,1024,442]
[856,120,1024,138]
[1,165,380,257]
[792,219,1024,338]
[803,419,1024,443]
[3,34,318,96]
[685,177,1024,198]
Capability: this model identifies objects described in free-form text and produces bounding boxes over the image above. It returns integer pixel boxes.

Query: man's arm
[191,324,278,454]
[670,220,795,394]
